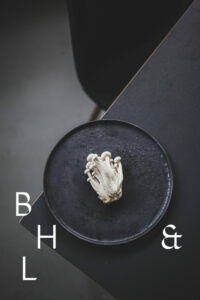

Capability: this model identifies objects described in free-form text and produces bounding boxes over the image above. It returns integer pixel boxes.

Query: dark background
[0,0,192,299]
[1,0,112,299]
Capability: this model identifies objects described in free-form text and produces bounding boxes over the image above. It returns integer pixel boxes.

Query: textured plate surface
[44,120,173,245]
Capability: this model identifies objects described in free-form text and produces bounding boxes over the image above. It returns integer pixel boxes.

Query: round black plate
[44,120,173,245]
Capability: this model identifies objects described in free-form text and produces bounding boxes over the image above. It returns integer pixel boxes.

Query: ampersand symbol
[161,224,182,250]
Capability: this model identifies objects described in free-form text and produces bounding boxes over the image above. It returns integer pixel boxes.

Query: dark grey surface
[21,0,200,299]
[44,120,173,245]
[0,1,113,299]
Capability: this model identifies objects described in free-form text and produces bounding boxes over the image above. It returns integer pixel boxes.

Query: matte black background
[21,1,200,299]
[1,0,197,299]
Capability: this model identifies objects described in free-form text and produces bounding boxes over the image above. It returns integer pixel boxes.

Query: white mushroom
[84,151,123,204]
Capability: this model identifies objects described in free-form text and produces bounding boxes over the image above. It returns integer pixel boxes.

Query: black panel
[67,0,192,109]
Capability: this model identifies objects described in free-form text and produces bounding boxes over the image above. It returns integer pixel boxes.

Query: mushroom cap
[114,156,121,163]
[101,151,111,160]
[87,153,94,161]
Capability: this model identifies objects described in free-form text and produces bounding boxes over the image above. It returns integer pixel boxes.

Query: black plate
[44,120,173,245]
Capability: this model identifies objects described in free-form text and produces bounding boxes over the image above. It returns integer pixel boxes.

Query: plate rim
[43,119,173,245]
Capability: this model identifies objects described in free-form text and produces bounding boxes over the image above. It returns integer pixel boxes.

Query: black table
[21,1,200,299]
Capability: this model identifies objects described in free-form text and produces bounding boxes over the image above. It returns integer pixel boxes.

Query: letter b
[16,192,32,217]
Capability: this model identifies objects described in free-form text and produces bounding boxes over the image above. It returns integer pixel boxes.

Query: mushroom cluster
[84,151,123,204]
